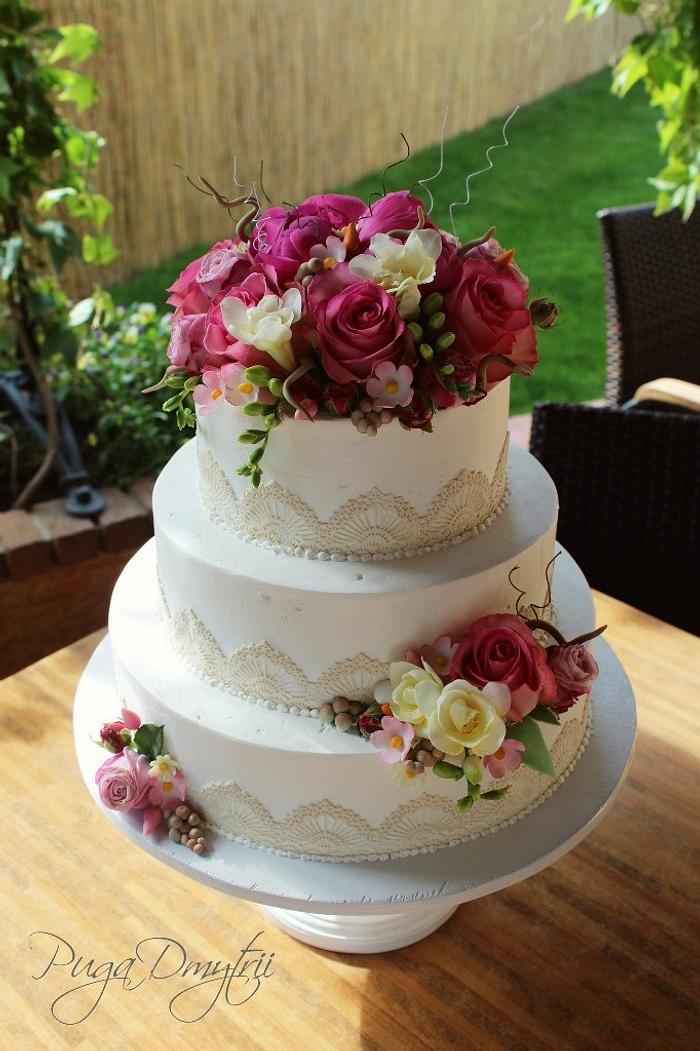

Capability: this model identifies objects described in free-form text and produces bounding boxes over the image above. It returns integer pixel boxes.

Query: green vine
[567,0,700,218]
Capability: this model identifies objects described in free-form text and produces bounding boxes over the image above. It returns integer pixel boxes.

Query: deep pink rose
[254,195,364,267]
[357,190,436,242]
[547,644,599,712]
[309,265,412,383]
[167,312,207,371]
[95,749,152,812]
[450,613,556,721]
[443,238,538,387]
[197,240,252,297]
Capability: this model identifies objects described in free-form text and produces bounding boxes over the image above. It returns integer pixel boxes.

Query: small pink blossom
[147,769,186,807]
[483,738,525,779]
[95,749,152,812]
[366,362,414,408]
[193,367,229,415]
[369,716,414,764]
[220,363,259,406]
[406,635,457,681]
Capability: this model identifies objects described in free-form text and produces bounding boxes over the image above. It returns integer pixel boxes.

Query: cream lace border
[190,700,591,863]
[197,435,509,561]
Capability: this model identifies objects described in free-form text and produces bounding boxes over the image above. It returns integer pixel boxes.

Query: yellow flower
[427,681,508,758]
[384,661,442,730]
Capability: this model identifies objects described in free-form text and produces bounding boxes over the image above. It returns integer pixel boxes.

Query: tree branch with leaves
[0,0,117,507]
[568,0,700,218]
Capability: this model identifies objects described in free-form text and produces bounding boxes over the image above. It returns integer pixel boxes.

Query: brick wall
[0,479,154,677]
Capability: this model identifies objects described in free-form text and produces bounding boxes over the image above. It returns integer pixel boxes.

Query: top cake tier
[196,377,510,560]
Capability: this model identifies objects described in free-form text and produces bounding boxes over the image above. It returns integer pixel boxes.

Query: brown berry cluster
[350,401,395,437]
[319,695,366,733]
[164,803,207,853]
[405,738,446,775]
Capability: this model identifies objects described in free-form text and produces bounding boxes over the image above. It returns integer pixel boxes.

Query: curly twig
[281,361,315,419]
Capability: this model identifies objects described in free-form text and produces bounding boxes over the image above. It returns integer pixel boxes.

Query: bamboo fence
[43,0,631,295]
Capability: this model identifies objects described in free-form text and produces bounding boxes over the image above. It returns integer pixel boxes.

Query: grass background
[113,70,659,414]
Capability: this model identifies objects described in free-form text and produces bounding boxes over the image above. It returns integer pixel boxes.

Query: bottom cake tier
[109,541,596,862]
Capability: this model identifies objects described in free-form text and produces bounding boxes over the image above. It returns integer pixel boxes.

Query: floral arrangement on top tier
[321,566,605,811]
[150,182,557,483]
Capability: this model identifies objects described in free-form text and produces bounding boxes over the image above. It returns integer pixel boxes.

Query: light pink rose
[167,312,207,371]
[547,644,599,711]
[450,613,556,721]
[443,238,538,387]
[166,254,206,310]
[95,749,152,812]
[309,265,412,383]
[197,240,252,297]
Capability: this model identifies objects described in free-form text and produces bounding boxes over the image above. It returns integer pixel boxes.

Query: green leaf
[66,192,114,229]
[55,70,100,112]
[481,787,510,801]
[0,69,10,95]
[433,760,464,781]
[50,23,101,65]
[529,706,561,726]
[82,232,119,265]
[132,723,164,761]
[243,401,275,416]
[238,429,267,444]
[0,157,20,202]
[456,795,474,812]
[37,187,79,211]
[1,235,23,281]
[506,716,555,777]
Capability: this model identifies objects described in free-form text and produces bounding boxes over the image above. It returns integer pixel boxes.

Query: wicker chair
[529,402,700,635]
[598,203,700,405]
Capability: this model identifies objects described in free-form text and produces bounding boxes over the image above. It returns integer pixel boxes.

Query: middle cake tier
[155,440,559,711]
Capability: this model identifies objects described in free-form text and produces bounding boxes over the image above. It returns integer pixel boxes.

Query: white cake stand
[74,637,635,954]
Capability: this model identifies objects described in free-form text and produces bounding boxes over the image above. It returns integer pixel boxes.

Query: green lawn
[113,70,658,414]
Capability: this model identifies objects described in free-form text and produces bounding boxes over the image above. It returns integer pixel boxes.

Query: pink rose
[197,240,252,297]
[309,265,412,383]
[167,312,207,371]
[443,238,538,387]
[166,254,207,310]
[95,749,152,812]
[254,194,364,267]
[547,644,599,712]
[357,190,436,242]
[450,613,556,721]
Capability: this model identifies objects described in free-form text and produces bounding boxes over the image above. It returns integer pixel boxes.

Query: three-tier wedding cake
[94,188,603,862]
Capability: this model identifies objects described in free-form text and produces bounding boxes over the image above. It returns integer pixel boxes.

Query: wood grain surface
[1,592,699,1050]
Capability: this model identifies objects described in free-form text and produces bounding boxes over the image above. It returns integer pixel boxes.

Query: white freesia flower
[349,229,442,293]
[221,288,302,373]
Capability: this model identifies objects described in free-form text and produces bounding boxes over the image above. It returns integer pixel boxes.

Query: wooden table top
[2,592,699,1050]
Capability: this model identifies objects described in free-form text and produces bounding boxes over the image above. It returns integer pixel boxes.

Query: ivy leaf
[67,191,114,229]
[132,723,164,761]
[506,716,555,777]
[529,706,561,726]
[50,23,101,65]
[1,235,23,281]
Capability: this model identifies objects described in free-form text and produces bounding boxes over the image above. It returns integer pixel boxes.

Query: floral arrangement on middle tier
[321,607,603,811]
[155,188,557,482]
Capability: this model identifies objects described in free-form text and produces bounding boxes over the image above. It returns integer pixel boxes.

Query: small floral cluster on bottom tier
[322,599,604,812]
[94,708,207,854]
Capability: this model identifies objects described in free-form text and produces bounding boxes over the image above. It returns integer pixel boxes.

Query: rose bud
[99,720,128,753]
[358,711,383,737]
[529,297,559,329]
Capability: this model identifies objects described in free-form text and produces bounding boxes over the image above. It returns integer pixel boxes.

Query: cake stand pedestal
[74,638,635,954]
